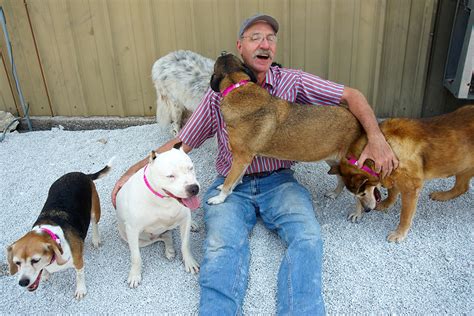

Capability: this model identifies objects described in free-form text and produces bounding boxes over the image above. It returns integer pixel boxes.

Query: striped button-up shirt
[178,66,344,176]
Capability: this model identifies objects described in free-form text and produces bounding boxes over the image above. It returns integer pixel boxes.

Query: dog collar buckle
[347,156,380,177]
[221,80,250,97]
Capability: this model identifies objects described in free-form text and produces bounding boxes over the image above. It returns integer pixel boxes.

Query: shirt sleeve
[294,70,344,106]
[177,88,217,149]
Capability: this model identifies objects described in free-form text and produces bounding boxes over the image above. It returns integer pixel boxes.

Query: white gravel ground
[0,123,472,314]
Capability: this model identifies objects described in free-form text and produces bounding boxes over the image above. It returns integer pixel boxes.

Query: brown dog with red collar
[6,160,112,299]
[329,105,474,242]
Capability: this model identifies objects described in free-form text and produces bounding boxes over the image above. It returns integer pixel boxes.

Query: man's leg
[199,176,257,315]
[258,170,325,315]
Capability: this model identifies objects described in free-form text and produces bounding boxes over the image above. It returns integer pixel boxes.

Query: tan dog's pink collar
[221,80,249,97]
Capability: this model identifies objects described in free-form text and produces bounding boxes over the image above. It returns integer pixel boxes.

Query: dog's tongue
[181,195,201,210]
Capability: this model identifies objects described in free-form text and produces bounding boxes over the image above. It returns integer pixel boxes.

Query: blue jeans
[199,169,325,315]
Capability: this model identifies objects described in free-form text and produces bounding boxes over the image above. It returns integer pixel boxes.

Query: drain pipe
[0,6,32,131]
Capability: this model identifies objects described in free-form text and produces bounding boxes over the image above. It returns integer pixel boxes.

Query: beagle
[6,159,112,299]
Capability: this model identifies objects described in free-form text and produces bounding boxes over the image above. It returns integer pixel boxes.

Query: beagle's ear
[45,242,68,266]
[148,150,157,163]
[327,165,340,175]
[6,245,18,275]
[210,74,222,92]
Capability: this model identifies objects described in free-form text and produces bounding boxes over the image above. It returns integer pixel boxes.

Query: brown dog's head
[210,52,257,93]
[329,159,382,212]
[7,230,67,292]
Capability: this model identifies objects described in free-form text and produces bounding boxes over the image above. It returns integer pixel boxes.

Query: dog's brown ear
[173,142,182,150]
[148,150,157,163]
[327,165,340,175]
[45,242,68,266]
[242,64,257,83]
[381,176,394,188]
[6,245,18,275]
[210,74,222,92]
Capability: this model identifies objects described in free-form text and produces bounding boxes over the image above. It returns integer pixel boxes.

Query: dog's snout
[19,278,29,287]
[364,208,372,213]
[186,184,199,196]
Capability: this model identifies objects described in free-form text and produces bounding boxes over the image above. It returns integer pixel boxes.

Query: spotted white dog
[152,50,214,136]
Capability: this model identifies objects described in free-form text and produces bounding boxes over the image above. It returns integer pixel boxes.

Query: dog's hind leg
[429,168,474,201]
[160,230,176,260]
[90,183,101,248]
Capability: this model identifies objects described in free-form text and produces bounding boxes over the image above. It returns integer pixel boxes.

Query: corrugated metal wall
[0,0,437,118]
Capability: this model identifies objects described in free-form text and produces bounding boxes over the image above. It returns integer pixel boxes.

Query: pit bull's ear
[173,142,182,150]
[327,165,340,175]
[210,74,221,92]
[6,244,18,275]
[45,242,68,266]
[242,64,257,83]
[148,150,157,163]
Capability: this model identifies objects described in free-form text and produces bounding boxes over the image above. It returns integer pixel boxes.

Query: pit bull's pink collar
[143,165,167,199]
[221,80,250,97]
[347,156,380,177]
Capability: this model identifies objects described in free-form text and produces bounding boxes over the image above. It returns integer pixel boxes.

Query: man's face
[237,22,277,77]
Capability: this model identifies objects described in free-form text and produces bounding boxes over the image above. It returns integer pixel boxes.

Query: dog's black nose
[19,278,29,287]
[364,208,372,213]
[187,184,199,196]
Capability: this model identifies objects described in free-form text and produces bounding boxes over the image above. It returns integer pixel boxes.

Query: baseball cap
[238,14,279,38]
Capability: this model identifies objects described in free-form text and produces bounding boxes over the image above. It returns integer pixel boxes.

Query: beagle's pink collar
[347,156,380,177]
[221,80,250,97]
[37,227,61,264]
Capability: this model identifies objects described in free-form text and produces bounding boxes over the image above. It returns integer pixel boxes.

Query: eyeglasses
[241,33,277,44]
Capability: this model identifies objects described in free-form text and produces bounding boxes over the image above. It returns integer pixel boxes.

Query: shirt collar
[262,66,276,89]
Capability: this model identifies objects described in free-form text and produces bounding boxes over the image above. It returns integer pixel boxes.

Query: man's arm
[111,137,192,208]
[341,87,399,178]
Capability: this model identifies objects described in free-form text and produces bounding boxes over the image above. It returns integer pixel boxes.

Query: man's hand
[357,135,399,178]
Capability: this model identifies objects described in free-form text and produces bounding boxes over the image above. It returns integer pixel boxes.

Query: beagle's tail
[88,157,115,181]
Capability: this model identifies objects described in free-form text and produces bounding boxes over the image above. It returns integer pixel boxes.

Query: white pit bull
[115,142,200,288]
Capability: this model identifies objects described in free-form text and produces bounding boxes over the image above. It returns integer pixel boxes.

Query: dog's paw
[42,270,51,282]
[207,194,226,205]
[348,211,363,223]
[429,191,452,201]
[184,257,200,274]
[387,229,407,243]
[190,220,199,232]
[127,270,142,288]
[165,247,176,260]
[75,286,87,300]
[92,237,101,248]
[324,189,340,199]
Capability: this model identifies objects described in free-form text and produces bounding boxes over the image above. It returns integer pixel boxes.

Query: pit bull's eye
[31,258,40,264]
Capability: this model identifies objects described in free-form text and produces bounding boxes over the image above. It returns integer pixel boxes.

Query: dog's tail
[87,157,115,181]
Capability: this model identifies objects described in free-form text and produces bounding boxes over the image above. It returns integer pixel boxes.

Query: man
[112,14,398,315]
